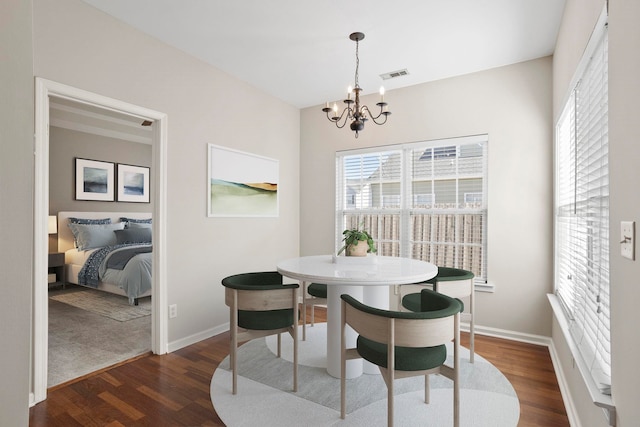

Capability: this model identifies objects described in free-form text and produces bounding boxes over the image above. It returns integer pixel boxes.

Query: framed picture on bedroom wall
[207,144,279,217]
[75,158,115,201]
[117,163,150,203]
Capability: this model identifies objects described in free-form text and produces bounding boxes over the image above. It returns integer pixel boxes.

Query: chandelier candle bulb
[380,86,385,102]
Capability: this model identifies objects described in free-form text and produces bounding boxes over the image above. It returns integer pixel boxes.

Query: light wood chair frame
[397,273,475,363]
[301,281,326,341]
[224,283,299,395]
[341,295,460,427]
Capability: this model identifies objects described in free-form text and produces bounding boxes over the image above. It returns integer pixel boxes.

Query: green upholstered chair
[301,282,327,340]
[341,289,462,427]
[400,267,476,363]
[222,271,299,395]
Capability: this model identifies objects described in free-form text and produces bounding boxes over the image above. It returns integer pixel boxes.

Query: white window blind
[336,135,488,283]
[555,26,610,393]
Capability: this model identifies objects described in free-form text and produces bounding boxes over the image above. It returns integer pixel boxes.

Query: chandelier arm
[361,105,391,125]
[324,106,352,129]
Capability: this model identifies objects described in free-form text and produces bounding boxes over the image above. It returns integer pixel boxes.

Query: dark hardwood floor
[30,307,569,426]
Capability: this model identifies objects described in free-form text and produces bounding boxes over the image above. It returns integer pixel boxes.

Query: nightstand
[48,252,66,289]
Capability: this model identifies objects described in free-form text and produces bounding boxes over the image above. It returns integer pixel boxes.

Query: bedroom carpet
[50,288,151,321]
[210,323,520,426]
[48,287,151,387]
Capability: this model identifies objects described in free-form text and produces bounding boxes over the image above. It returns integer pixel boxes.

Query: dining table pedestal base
[326,284,389,378]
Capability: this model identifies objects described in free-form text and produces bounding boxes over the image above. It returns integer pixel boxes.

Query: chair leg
[292,327,298,392]
[231,335,237,395]
[310,303,315,326]
[454,312,460,427]
[424,374,430,404]
[470,287,475,363]
[341,301,347,420]
[387,373,394,427]
[340,364,346,419]
[277,333,282,358]
[230,297,238,395]
[301,282,308,341]
[302,304,307,341]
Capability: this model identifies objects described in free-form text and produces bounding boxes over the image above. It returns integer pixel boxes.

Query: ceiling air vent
[380,69,409,80]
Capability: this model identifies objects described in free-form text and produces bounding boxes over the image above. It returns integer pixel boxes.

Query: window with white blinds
[555,25,610,393]
[336,135,488,283]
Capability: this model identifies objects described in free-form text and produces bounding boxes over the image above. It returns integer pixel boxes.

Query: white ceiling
[81,0,566,109]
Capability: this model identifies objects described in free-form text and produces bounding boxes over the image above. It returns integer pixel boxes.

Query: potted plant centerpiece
[337,228,377,257]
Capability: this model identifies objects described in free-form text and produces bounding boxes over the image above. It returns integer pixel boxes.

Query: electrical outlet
[169,304,178,318]
[621,221,635,260]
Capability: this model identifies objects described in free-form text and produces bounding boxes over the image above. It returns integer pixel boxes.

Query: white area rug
[211,324,520,426]
[50,289,151,321]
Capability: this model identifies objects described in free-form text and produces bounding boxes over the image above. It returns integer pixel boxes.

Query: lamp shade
[48,215,57,235]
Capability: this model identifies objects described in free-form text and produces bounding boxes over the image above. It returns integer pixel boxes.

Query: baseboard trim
[173,321,552,352]
[546,337,581,427]
[167,322,229,353]
[469,324,551,347]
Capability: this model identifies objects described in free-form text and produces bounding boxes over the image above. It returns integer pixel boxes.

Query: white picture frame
[207,144,279,217]
[117,163,150,203]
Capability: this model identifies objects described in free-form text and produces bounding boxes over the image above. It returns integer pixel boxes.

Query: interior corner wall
[300,56,554,337]
[0,0,34,424]
[33,0,300,345]
[553,0,640,425]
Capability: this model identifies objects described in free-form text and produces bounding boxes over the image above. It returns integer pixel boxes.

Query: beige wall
[301,56,554,337]
[34,0,300,345]
[0,0,34,424]
[553,0,640,425]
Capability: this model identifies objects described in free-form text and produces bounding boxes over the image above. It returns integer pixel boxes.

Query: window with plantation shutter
[554,23,610,394]
[336,135,488,285]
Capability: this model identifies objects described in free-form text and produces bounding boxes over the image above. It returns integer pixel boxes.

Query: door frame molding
[32,78,169,405]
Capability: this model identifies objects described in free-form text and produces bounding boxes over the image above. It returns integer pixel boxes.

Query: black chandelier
[321,32,391,138]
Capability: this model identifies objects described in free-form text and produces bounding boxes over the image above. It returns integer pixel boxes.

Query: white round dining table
[277,255,437,378]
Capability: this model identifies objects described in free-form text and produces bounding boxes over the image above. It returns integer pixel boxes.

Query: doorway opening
[32,78,169,405]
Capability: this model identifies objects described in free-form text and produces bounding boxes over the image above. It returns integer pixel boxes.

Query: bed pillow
[68,218,112,246]
[69,217,112,224]
[127,222,152,229]
[120,217,152,228]
[68,222,125,250]
[114,228,152,245]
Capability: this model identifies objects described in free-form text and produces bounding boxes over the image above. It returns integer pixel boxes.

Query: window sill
[548,294,616,426]
[474,279,494,293]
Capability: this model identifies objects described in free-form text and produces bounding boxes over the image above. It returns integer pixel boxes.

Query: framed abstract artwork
[207,144,279,217]
[117,163,150,203]
[75,158,115,201]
